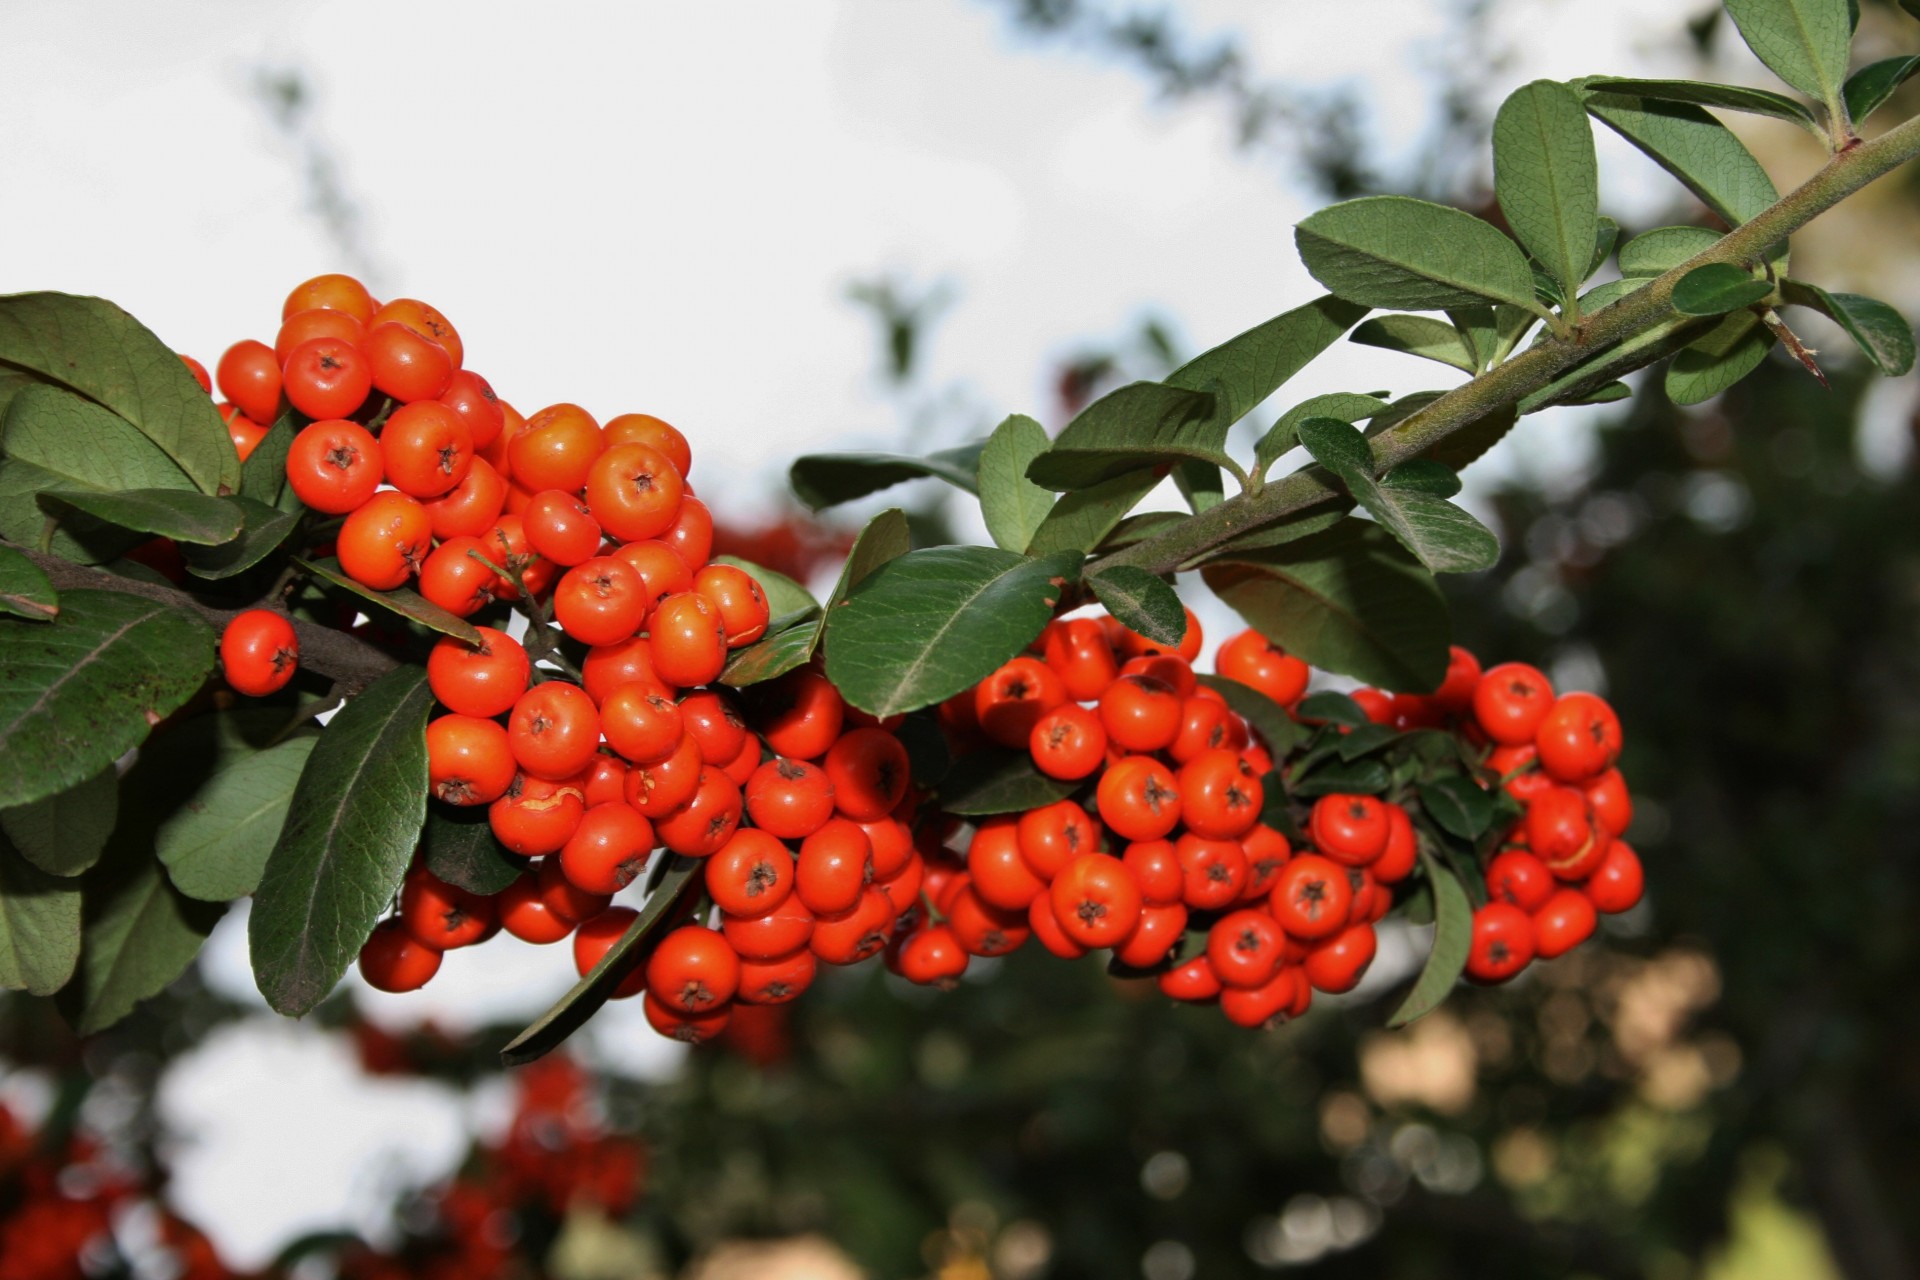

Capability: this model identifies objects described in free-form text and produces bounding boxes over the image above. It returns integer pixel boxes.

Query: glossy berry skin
[555,558,648,648]
[572,907,647,999]
[1308,793,1390,866]
[489,773,587,857]
[364,320,454,402]
[1582,840,1644,914]
[968,817,1048,911]
[399,870,495,950]
[1175,833,1248,911]
[1159,954,1223,1002]
[1049,854,1142,949]
[1372,804,1418,884]
[1096,756,1182,842]
[1098,674,1182,754]
[723,896,815,962]
[644,991,731,1042]
[424,455,508,542]
[427,627,529,718]
[497,874,576,944]
[1241,824,1292,899]
[705,828,794,917]
[371,298,464,366]
[216,339,282,427]
[1220,967,1311,1028]
[585,441,684,543]
[1525,785,1610,881]
[823,727,909,822]
[756,669,845,760]
[380,401,474,499]
[283,272,377,323]
[1122,839,1184,906]
[1533,888,1598,959]
[1472,662,1555,746]
[358,919,444,993]
[524,490,604,566]
[623,732,704,819]
[1534,691,1624,783]
[338,491,431,590]
[1215,629,1310,707]
[1177,749,1263,840]
[648,591,728,689]
[796,819,871,915]
[597,685,683,767]
[559,802,656,895]
[745,757,835,839]
[1028,890,1089,959]
[653,766,743,857]
[1584,768,1633,838]
[736,949,817,1005]
[974,656,1068,750]
[1113,902,1187,969]
[1303,924,1376,994]
[1486,848,1556,912]
[426,714,515,805]
[1015,799,1099,880]
[417,536,499,617]
[508,682,601,782]
[693,564,770,648]
[1269,854,1352,941]
[287,419,381,514]
[605,413,692,477]
[220,609,299,697]
[1465,902,1536,983]
[1431,645,1483,714]
[1041,617,1119,701]
[1207,909,1286,990]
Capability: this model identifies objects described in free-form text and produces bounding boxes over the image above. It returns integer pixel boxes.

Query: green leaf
[1290,756,1391,797]
[0,545,57,620]
[1782,281,1916,375]
[0,292,239,495]
[1086,566,1186,646]
[977,415,1056,553]
[1203,520,1450,693]
[1418,404,1520,473]
[1193,675,1306,758]
[1419,776,1496,840]
[1294,195,1540,312]
[241,412,299,508]
[501,856,701,1066]
[720,620,819,688]
[1296,691,1369,728]
[1171,459,1224,515]
[1493,80,1601,308]
[248,666,433,1016]
[1161,295,1370,434]
[1025,383,1221,490]
[1665,311,1776,405]
[38,488,244,546]
[936,749,1080,816]
[420,806,523,897]
[1337,723,1401,762]
[1025,468,1161,556]
[1212,505,1353,559]
[156,735,317,902]
[824,547,1082,718]
[1589,217,1621,276]
[1843,55,1920,125]
[1584,94,1782,232]
[787,442,982,512]
[0,589,215,810]
[1723,0,1853,107]
[1380,460,1462,498]
[182,497,301,580]
[296,556,483,645]
[1295,420,1500,574]
[0,770,117,877]
[1576,76,1822,130]
[62,847,225,1035]
[1095,511,1188,554]
[1566,382,1633,406]
[710,555,818,622]
[1386,853,1472,1027]
[0,837,82,995]
[1255,393,1389,479]
[1447,306,1498,370]
[1618,225,1724,277]
[1672,263,1773,315]
[1349,316,1478,373]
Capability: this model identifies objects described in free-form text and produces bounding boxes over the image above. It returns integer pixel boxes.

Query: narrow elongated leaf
[1162,295,1370,432]
[0,838,82,995]
[1672,263,1773,315]
[1387,853,1472,1027]
[1493,80,1601,307]
[1419,777,1496,839]
[0,770,117,877]
[1203,520,1450,693]
[1296,419,1500,574]
[1589,217,1621,276]
[1086,566,1185,646]
[1295,196,1540,312]
[1584,94,1782,232]
[157,735,317,902]
[0,590,215,809]
[1723,0,1852,106]
[1843,55,1920,124]
[38,488,244,546]
[1782,281,1916,375]
[249,666,434,1016]
[183,497,301,579]
[1255,393,1389,478]
[936,749,1079,816]
[1447,306,1498,370]
[1025,383,1220,490]
[0,292,239,494]
[1576,76,1821,129]
[1349,316,1478,373]
[719,619,819,687]
[296,557,483,645]
[710,555,817,621]
[241,412,299,507]
[788,442,982,511]
[420,807,523,896]
[1618,225,1723,277]
[824,547,1082,718]
[0,545,57,620]
[62,848,225,1034]
[976,415,1055,553]
[1025,468,1161,555]
[1666,311,1776,404]
[721,508,909,687]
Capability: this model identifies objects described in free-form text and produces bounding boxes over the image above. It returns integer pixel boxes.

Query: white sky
[7,0,1879,1265]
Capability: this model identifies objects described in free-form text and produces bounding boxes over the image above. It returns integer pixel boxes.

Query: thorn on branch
[1759,308,1829,389]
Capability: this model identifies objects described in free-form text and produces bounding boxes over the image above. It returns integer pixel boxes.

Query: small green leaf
[1213,506,1353,559]
[1337,723,1402,761]
[1171,459,1223,515]
[62,847,225,1035]
[788,442,983,512]
[720,620,819,688]
[1296,691,1369,727]
[1296,419,1500,574]
[0,836,82,995]
[1290,756,1392,797]
[241,412,299,508]
[1086,566,1185,646]
[1567,382,1633,405]
[249,665,434,1016]
[1672,263,1773,315]
[1417,404,1521,473]
[38,488,245,546]
[824,547,1082,718]
[1419,776,1496,839]
[1025,468,1161,556]
[1584,94,1783,236]
[1618,225,1724,277]
[0,590,215,810]
[1447,306,1498,370]
[420,806,523,896]
[1576,76,1822,130]
[1161,295,1370,435]
[157,735,318,902]
[0,770,117,877]
[1723,0,1853,107]
[1295,195,1540,313]
[936,749,1080,816]
[710,555,818,622]
[296,556,483,645]
[1380,460,1462,499]
[977,415,1055,553]
[1493,80,1601,308]
[1025,383,1221,490]
[182,497,301,580]
[1192,675,1306,758]
[1588,217,1621,277]
[1255,393,1389,479]
[1843,55,1920,125]
[1349,316,1478,373]
[1386,853,1472,1027]
[1666,311,1777,405]
[1782,281,1916,375]
[0,546,57,620]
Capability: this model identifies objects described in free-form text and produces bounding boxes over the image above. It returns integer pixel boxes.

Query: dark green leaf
[1584,94,1783,235]
[1296,691,1369,728]
[1193,674,1307,758]
[1295,196,1540,312]
[1576,76,1821,129]
[1666,311,1776,404]
[62,847,225,1035]
[1672,263,1773,315]
[241,412,299,508]
[0,837,82,995]
[1086,566,1185,647]
[38,488,244,546]
[1337,723,1402,762]
[1162,295,1370,435]
[1723,0,1852,106]
[1446,306,1498,370]
[1589,217,1621,276]
[1093,511,1186,554]
[721,508,910,687]
[1170,459,1223,515]
[710,555,818,622]
[1026,383,1221,490]
[157,735,317,902]
[0,545,57,620]
[0,292,239,494]
[1210,506,1352,559]
[977,415,1055,553]
[1418,404,1521,473]
[936,749,1080,816]
[719,620,819,688]
[0,770,117,877]
[182,497,301,580]
[787,441,983,512]
[1493,80,1601,306]
[1781,281,1916,375]
[824,547,1082,718]
[1290,756,1391,797]
[296,556,482,645]
[1349,316,1479,373]
[1419,776,1497,839]
[1203,520,1450,693]
[1381,460,1462,498]
[0,589,215,809]
[1255,393,1389,479]
[1296,419,1500,574]
[1386,852,1472,1027]
[1025,468,1161,555]
[249,666,433,1016]
[1567,382,1633,405]
[1618,225,1724,277]
[420,806,523,896]
[501,856,701,1066]
[1843,55,1920,124]
[896,712,953,789]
